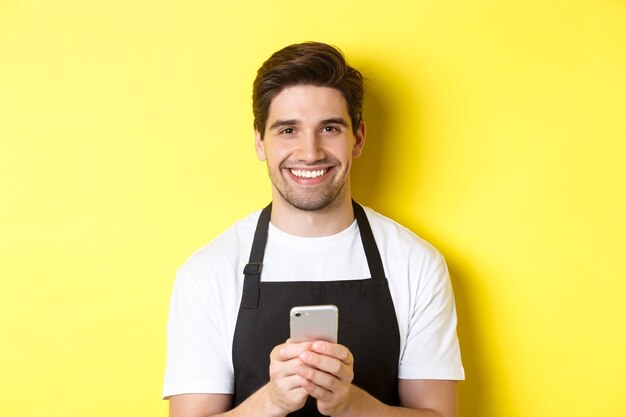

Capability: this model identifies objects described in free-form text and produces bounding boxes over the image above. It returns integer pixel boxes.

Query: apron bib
[232,201,401,415]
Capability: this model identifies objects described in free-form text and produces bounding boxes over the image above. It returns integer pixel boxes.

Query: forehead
[267,85,350,124]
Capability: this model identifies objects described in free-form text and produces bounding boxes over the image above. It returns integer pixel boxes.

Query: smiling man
[256,84,364,234]
[163,42,464,417]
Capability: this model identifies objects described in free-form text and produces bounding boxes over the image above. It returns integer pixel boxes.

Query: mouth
[289,168,328,179]
[284,166,334,185]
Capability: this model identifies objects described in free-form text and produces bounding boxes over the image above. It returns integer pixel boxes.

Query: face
[255,85,365,211]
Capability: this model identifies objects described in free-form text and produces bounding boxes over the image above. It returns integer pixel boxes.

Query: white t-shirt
[163,206,464,398]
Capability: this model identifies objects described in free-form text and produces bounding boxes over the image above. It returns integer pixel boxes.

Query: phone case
[289,304,338,343]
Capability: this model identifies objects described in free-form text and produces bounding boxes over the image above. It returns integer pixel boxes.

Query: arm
[336,380,457,417]
[168,389,285,417]
[169,394,231,417]
[296,341,458,417]
[169,341,313,417]
[398,379,458,417]
[169,342,457,417]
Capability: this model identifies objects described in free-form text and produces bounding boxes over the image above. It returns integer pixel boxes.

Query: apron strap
[241,200,386,308]
[352,200,386,280]
[241,203,271,309]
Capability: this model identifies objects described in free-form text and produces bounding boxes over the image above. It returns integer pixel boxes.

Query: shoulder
[362,205,443,264]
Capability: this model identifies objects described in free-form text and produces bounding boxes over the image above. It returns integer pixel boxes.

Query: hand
[265,340,312,416]
[295,341,355,416]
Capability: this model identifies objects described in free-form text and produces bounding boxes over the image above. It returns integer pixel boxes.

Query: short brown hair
[252,42,364,138]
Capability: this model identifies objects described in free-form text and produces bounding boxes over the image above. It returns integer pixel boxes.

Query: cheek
[265,147,290,168]
[331,144,353,162]
[270,143,298,161]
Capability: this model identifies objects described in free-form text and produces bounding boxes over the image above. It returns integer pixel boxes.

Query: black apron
[232,201,401,415]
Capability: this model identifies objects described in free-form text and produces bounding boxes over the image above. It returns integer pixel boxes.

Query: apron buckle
[243,262,263,276]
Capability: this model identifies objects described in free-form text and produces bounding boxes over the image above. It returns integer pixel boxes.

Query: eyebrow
[320,118,349,127]
[268,119,300,130]
[268,117,349,131]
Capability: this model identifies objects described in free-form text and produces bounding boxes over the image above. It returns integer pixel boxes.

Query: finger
[272,341,313,361]
[296,363,339,392]
[274,373,311,392]
[270,356,309,380]
[300,374,333,401]
[268,377,310,413]
[297,367,353,417]
[311,341,354,365]
[299,351,353,383]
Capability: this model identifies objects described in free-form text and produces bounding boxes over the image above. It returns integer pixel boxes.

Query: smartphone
[289,304,338,343]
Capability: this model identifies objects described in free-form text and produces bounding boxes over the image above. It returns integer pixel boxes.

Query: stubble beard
[269,162,350,212]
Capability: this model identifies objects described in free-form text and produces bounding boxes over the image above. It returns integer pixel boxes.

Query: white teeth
[290,169,328,178]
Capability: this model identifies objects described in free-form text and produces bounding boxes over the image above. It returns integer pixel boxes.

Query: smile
[289,169,328,179]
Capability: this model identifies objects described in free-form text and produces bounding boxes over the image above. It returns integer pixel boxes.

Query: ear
[352,120,366,158]
[255,129,267,161]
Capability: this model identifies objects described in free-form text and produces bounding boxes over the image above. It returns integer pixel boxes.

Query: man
[163,42,464,417]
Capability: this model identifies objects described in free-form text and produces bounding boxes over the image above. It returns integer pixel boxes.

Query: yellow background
[1,1,625,416]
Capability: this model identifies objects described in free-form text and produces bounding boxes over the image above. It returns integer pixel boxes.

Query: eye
[322,125,340,133]
[279,127,295,135]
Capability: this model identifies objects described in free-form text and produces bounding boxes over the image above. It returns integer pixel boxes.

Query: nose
[294,130,325,163]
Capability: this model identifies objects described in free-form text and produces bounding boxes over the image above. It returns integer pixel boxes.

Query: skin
[168,85,458,417]
[254,85,365,237]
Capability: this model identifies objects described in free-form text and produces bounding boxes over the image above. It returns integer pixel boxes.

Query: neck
[269,189,355,237]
